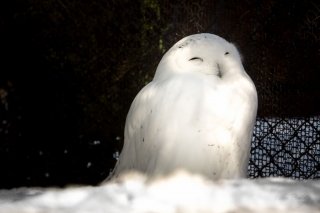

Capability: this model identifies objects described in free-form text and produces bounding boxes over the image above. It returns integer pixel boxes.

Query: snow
[0,171,319,213]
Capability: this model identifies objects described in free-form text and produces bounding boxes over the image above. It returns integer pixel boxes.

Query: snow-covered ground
[0,171,319,213]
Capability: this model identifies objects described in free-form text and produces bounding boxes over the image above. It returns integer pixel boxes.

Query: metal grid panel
[249,116,320,179]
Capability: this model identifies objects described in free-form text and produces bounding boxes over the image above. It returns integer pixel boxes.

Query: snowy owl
[108,33,257,181]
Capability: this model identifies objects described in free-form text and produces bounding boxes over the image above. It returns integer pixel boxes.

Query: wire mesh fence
[249,116,320,179]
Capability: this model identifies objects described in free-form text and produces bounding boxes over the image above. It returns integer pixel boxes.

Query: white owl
[109,33,257,180]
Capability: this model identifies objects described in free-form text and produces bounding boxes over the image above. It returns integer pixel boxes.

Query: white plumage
[110,33,257,180]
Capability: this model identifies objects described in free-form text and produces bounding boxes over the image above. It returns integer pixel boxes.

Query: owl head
[154,33,244,81]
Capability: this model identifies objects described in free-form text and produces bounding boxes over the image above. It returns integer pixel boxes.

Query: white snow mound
[0,171,319,213]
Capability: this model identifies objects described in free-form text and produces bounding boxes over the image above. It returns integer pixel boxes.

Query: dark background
[0,0,319,188]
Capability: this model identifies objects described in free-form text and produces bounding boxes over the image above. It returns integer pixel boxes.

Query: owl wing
[112,82,158,176]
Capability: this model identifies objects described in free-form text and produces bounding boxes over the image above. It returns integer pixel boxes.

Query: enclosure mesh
[249,116,320,179]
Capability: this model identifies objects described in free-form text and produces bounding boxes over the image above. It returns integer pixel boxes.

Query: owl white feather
[108,33,258,180]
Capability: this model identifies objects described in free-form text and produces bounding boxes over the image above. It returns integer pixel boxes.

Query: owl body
[110,33,257,180]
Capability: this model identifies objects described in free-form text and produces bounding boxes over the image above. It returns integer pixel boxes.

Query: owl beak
[217,64,222,78]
